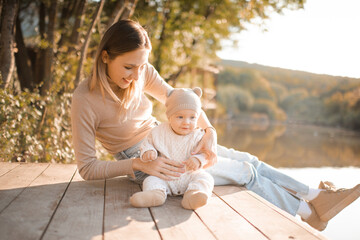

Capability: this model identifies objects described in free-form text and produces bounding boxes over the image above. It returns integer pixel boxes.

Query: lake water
[213,122,360,240]
[214,122,360,168]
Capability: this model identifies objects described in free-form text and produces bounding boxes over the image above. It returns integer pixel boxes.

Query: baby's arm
[184,154,206,171]
[140,132,158,162]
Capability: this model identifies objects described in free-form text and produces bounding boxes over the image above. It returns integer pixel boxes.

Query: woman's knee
[239,161,256,185]
[208,157,255,186]
[217,145,258,164]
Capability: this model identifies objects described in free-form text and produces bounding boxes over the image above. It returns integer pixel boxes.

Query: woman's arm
[143,63,173,104]
[192,110,217,168]
[71,89,135,180]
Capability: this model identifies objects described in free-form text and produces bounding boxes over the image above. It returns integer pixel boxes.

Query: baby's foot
[181,190,208,210]
[130,189,166,207]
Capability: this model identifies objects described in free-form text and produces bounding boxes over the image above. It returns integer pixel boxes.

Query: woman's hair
[89,19,152,120]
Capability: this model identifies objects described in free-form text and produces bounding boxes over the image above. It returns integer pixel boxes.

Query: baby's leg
[182,171,214,210]
[130,176,167,208]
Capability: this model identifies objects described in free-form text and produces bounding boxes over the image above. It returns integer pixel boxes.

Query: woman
[71,20,360,231]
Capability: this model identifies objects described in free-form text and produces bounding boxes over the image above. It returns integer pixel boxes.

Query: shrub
[0,88,74,163]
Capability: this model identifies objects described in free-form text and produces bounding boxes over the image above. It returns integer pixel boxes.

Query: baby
[130,87,214,210]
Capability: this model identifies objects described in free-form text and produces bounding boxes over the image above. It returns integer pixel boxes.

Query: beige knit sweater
[140,122,206,167]
[71,63,172,180]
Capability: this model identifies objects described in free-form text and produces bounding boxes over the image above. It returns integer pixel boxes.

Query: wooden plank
[104,177,160,240]
[195,191,267,240]
[214,185,327,240]
[0,164,77,240]
[0,163,329,240]
[0,162,20,176]
[42,170,105,240]
[245,189,328,240]
[0,163,49,212]
[150,195,216,240]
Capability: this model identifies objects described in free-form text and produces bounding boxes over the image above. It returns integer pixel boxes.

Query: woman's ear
[193,87,202,98]
[101,50,108,64]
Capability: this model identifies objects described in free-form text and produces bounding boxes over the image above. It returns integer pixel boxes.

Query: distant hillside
[219,59,360,80]
[218,59,360,96]
[214,59,360,130]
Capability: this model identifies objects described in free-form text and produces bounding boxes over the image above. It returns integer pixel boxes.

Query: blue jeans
[115,143,309,216]
[206,145,309,215]
[113,140,148,184]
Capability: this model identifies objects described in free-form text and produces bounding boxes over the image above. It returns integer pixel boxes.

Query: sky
[217,0,360,78]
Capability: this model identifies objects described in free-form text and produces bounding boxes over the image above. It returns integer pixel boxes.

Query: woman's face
[102,48,149,89]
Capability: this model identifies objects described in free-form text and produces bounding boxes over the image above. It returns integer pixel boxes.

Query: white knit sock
[297,200,312,219]
[298,188,323,201]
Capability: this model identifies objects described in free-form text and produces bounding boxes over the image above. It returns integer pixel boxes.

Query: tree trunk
[74,0,105,88]
[153,1,170,74]
[40,0,57,95]
[34,1,46,86]
[166,65,187,85]
[15,14,34,91]
[0,0,19,89]
[69,0,86,47]
[57,0,76,49]
[105,0,125,30]
[119,0,138,20]
[0,0,3,27]
[163,4,217,84]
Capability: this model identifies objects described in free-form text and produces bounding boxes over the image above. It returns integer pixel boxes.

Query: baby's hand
[184,157,201,171]
[142,150,157,162]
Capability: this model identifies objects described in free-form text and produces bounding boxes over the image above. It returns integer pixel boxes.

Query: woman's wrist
[132,158,142,172]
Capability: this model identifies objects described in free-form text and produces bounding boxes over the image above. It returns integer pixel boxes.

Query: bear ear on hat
[192,87,202,98]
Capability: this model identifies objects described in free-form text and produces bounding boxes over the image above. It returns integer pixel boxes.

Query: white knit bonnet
[165,87,202,118]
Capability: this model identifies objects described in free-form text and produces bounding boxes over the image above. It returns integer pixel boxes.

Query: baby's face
[169,109,199,135]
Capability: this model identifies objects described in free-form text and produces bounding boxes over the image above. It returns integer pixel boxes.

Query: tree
[75,0,105,87]
[15,11,34,91]
[135,0,304,83]
[0,0,18,89]
[1,0,305,93]
[0,0,306,163]
[40,0,57,95]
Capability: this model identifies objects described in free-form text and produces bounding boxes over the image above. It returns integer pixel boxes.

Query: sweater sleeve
[71,91,135,180]
[192,129,207,168]
[139,131,158,161]
[192,154,207,168]
[144,63,173,104]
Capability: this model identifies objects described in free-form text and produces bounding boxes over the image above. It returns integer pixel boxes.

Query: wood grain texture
[0,164,77,240]
[0,163,49,212]
[0,163,328,240]
[214,185,326,240]
[42,170,105,240]
[103,177,161,240]
[0,162,19,176]
[150,195,216,240]
[195,191,268,240]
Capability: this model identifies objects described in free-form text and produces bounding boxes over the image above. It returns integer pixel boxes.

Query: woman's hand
[132,156,185,181]
[192,127,217,169]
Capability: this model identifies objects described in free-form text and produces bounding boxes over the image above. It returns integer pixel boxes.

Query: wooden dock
[0,163,327,240]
